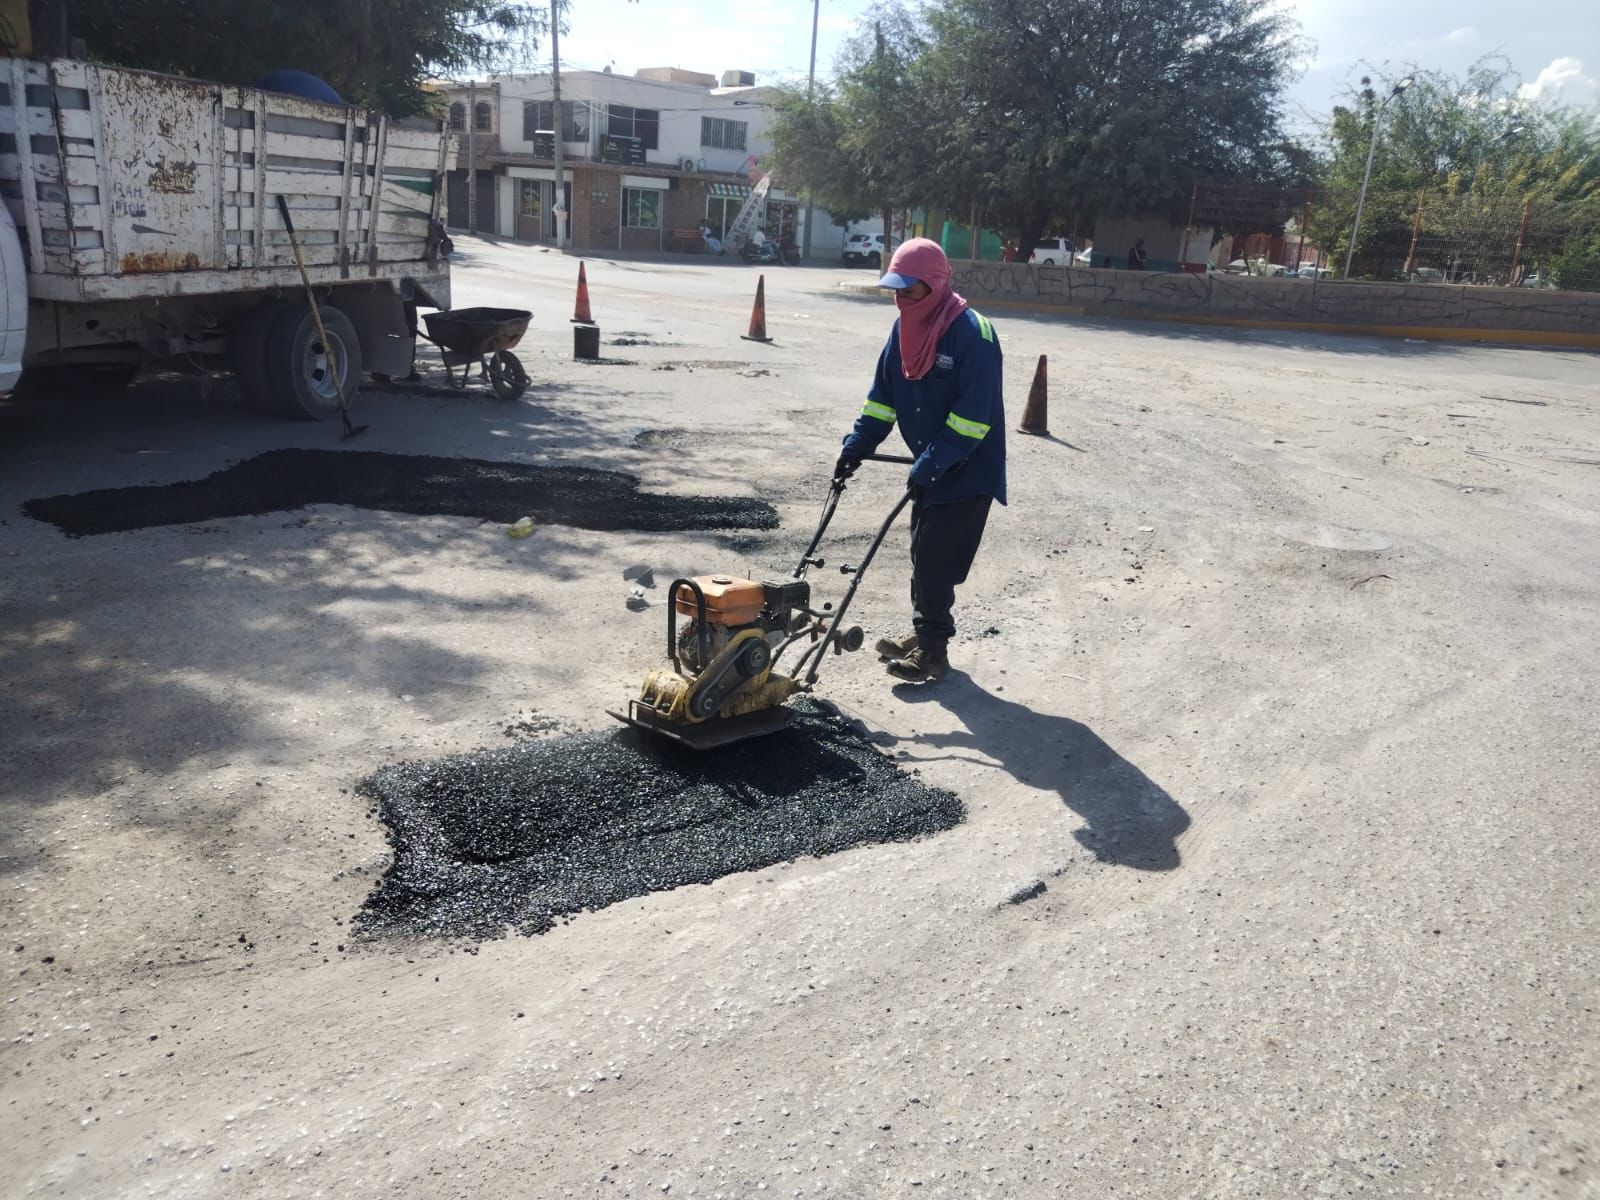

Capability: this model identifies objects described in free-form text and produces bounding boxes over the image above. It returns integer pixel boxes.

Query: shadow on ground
[895,673,1189,871]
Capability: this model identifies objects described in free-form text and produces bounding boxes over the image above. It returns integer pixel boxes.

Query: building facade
[440,67,811,254]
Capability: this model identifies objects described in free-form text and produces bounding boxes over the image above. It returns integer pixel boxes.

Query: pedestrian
[699,221,723,255]
[1127,238,1148,270]
[834,238,1006,683]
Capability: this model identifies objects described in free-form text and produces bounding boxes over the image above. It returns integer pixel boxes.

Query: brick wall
[945,262,1600,343]
[663,183,709,234]
[569,167,620,252]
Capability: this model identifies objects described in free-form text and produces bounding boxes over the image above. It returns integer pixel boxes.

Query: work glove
[834,452,862,481]
[908,453,940,490]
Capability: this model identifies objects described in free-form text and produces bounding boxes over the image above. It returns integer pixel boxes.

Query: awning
[708,183,753,199]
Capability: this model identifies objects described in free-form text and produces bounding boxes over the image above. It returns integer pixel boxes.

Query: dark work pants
[909,494,993,656]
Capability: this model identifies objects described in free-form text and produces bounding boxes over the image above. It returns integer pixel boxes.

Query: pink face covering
[887,238,969,380]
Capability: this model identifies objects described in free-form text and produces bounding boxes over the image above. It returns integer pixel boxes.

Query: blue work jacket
[842,308,1007,505]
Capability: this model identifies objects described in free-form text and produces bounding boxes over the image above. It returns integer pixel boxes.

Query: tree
[38,0,552,115]
[1309,57,1600,279]
[767,5,936,242]
[921,0,1302,257]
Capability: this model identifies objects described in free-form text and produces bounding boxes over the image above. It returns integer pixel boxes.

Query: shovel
[275,194,367,439]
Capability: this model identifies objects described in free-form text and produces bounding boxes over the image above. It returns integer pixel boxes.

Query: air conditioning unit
[680,157,696,173]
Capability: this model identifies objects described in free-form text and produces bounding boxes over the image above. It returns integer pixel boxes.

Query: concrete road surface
[2,239,1596,1198]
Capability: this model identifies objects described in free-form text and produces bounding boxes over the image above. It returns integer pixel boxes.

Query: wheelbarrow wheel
[486,350,529,401]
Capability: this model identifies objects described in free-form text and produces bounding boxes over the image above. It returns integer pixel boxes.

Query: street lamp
[1343,75,1413,280]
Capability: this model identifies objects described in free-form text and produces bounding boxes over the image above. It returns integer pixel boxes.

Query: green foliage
[1309,56,1600,278]
[922,0,1303,253]
[55,0,551,115]
[768,0,1303,257]
[767,5,933,227]
[1547,234,1600,292]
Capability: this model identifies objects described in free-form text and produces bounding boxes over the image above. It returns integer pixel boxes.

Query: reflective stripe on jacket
[843,308,1007,505]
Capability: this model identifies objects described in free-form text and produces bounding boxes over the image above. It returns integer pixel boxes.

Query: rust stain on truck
[120,251,202,274]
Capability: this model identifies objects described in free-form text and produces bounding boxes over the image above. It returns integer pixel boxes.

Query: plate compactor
[610,454,915,750]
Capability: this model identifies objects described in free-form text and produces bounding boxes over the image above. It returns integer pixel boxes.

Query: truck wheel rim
[304,332,347,403]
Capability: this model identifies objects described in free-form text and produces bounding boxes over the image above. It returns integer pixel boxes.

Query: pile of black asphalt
[23,449,780,537]
[354,699,964,941]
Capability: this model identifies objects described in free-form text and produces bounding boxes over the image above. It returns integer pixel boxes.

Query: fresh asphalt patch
[22,449,780,537]
[354,699,964,941]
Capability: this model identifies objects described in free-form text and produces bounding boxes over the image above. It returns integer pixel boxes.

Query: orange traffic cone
[741,275,774,344]
[571,261,593,324]
[1018,354,1049,435]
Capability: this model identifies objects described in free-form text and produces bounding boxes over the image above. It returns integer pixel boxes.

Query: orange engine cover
[675,575,766,627]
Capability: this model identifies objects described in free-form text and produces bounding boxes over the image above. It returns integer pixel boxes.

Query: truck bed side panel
[0,59,451,304]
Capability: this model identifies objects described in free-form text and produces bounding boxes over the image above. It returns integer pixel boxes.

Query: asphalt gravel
[354,699,964,940]
[22,449,780,537]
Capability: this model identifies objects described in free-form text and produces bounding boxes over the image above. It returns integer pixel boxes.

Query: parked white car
[1029,237,1077,266]
[842,233,897,269]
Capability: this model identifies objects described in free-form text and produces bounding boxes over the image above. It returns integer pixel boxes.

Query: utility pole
[551,0,566,249]
[801,0,819,261]
[467,79,478,236]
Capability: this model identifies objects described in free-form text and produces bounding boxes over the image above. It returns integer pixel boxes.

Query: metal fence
[1185,183,1600,292]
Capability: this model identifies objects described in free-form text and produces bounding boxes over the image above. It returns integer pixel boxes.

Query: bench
[670,228,705,252]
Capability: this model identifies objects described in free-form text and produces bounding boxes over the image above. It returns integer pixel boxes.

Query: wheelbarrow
[419,307,533,400]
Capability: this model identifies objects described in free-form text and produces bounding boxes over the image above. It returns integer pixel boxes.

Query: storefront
[504,168,572,243]
[704,181,754,239]
[767,189,800,245]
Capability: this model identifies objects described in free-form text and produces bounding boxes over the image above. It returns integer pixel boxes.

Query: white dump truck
[0,56,452,417]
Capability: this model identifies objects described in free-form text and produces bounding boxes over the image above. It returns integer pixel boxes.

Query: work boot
[887,646,949,683]
[874,632,918,660]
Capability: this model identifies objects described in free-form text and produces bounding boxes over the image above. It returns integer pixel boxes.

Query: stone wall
[946,261,1600,344]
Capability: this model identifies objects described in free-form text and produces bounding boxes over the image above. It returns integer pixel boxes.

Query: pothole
[354,698,964,940]
[24,449,779,537]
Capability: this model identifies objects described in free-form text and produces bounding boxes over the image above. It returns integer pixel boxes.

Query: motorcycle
[739,238,801,266]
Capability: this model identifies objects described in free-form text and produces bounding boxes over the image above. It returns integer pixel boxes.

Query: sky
[547,0,1600,135]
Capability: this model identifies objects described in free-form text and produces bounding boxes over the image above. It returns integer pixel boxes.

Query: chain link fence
[1186,183,1600,292]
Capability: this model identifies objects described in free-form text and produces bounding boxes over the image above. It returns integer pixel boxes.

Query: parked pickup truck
[0,57,452,417]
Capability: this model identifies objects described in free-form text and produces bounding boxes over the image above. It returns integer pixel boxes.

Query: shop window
[519,180,542,217]
[705,196,742,238]
[624,188,661,229]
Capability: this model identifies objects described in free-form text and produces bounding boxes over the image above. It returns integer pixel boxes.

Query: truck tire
[265,302,363,421]
[231,300,292,412]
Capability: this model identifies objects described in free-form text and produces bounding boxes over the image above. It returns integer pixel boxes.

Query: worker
[834,238,1006,683]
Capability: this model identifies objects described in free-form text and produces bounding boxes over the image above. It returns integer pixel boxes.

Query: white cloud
[1517,56,1600,107]
[1443,26,1477,46]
